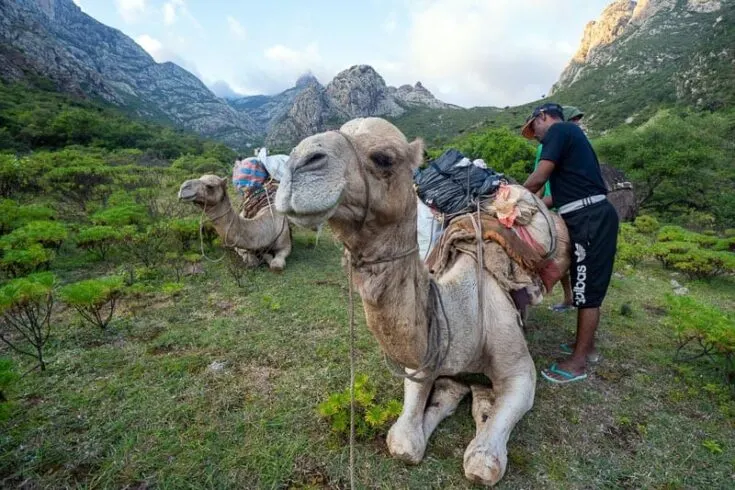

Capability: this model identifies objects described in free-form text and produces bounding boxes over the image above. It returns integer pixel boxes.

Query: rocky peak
[295,72,319,88]
[572,0,636,64]
[686,0,722,13]
[325,64,404,118]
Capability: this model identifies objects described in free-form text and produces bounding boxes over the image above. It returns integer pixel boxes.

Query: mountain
[0,0,259,147]
[227,65,457,149]
[550,0,734,129]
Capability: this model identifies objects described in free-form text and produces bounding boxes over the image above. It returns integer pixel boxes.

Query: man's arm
[524,159,555,194]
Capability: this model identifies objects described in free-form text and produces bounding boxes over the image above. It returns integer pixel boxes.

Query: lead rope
[347,257,356,490]
[470,201,485,338]
[199,200,229,263]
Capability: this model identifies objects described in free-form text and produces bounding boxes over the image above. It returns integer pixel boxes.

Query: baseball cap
[563,106,585,121]
[521,103,565,139]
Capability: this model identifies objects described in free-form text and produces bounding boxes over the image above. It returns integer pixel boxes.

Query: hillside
[550,0,735,129]
[0,0,258,147]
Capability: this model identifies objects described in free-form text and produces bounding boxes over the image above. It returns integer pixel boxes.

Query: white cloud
[162,1,179,25]
[227,16,246,41]
[73,0,82,6]
[115,0,145,23]
[383,0,607,107]
[135,34,163,60]
[382,12,397,32]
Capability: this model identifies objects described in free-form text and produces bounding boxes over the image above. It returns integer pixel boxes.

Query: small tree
[0,272,55,371]
[0,220,68,251]
[59,276,124,330]
[1,244,55,278]
[76,225,122,260]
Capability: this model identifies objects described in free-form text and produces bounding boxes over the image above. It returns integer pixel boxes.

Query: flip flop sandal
[541,363,588,384]
[559,343,602,364]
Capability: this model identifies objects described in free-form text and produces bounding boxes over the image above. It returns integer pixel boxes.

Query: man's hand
[524,159,555,194]
[542,195,553,208]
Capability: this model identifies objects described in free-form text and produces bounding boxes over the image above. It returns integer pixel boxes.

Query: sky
[72,0,612,108]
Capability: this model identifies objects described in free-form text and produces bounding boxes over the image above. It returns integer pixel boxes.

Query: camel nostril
[296,152,327,171]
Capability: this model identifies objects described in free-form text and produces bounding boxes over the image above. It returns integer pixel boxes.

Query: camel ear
[408,138,424,170]
[218,176,227,188]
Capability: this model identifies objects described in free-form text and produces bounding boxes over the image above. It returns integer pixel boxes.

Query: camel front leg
[463,363,535,486]
[422,377,470,440]
[266,220,290,271]
[386,377,434,464]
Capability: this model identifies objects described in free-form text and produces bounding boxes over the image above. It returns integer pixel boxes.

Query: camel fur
[178,174,291,271]
[275,117,540,486]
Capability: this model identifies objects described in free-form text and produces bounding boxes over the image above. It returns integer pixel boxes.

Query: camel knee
[387,419,426,464]
[464,442,507,487]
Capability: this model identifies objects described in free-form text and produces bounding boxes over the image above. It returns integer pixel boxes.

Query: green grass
[1,229,734,488]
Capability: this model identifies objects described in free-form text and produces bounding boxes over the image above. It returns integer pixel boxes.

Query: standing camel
[178,175,291,271]
[275,118,536,486]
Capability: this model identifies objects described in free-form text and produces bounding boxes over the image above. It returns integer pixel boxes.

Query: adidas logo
[575,243,586,263]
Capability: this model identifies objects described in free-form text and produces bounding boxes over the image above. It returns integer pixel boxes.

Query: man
[521,103,619,384]
[532,106,586,313]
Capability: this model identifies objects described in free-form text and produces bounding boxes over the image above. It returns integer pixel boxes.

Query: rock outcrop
[550,0,733,124]
[0,0,259,147]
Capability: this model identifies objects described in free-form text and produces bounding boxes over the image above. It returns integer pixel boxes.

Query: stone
[207,360,226,372]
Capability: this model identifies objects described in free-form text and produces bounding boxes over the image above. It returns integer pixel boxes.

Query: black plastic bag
[414,149,507,215]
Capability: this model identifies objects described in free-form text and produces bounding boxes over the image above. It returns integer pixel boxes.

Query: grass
[1,229,734,489]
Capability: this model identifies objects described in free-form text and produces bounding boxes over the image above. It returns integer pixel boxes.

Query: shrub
[91,204,149,227]
[669,249,735,280]
[657,226,718,248]
[633,215,660,235]
[120,223,173,267]
[76,225,123,260]
[0,200,55,234]
[0,220,68,251]
[1,244,55,277]
[615,223,650,268]
[59,276,124,330]
[0,272,56,371]
[666,295,735,377]
[317,374,402,440]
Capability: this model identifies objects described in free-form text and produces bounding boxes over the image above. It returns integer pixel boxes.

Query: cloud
[135,34,202,78]
[382,12,397,32]
[389,0,601,107]
[227,16,246,41]
[209,80,243,99]
[72,0,82,6]
[115,0,145,23]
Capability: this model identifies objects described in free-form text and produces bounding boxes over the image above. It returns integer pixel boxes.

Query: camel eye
[370,152,393,168]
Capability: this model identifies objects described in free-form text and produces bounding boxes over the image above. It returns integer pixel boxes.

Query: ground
[1,228,734,489]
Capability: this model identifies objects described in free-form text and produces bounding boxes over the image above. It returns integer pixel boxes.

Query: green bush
[317,374,402,440]
[91,204,149,227]
[666,295,735,376]
[76,225,123,260]
[0,272,56,371]
[616,223,650,268]
[59,276,124,330]
[656,226,719,248]
[1,244,55,277]
[633,215,660,235]
[0,200,56,234]
[670,249,735,280]
[0,220,68,250]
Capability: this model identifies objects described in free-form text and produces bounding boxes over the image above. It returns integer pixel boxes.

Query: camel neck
[341,219,432,369]
[206,197,278,251]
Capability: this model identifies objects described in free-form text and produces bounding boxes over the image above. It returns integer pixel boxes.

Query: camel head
[275,118,424,233]
[178,174,228,208]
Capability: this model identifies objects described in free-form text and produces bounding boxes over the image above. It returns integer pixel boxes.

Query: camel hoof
[268,259,285,272]
[386,423,425,464]
[463,444,506,487]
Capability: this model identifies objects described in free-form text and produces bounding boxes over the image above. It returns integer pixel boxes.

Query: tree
[0,273,56,371]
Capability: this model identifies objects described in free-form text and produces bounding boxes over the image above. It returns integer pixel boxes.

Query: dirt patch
[643,304,667,317]
[236,364,281,397]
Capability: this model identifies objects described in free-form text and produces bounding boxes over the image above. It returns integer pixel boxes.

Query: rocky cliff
[550,0,733,128]
[0,0,259,147]
[229,65,456,148]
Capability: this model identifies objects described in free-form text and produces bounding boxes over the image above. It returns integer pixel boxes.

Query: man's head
[521,103,564,141]
[563,106,585,125]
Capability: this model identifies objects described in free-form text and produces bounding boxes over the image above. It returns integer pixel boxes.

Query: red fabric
[514,225,562,292]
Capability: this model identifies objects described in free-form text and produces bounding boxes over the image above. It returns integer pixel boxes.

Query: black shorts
[563,200,619,309]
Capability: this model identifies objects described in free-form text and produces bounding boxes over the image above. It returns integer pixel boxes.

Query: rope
[469,202,486,345]
[347,259,356,490]
[198,201,229,263]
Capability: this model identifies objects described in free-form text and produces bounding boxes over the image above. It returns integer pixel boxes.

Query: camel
[178,175,291,271]
[275,117,537,486]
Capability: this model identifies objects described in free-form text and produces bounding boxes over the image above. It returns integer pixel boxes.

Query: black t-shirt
[539,122,607,207]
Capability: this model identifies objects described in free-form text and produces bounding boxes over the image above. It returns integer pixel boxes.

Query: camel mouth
[286,209,334,229]
[178,181,199,201]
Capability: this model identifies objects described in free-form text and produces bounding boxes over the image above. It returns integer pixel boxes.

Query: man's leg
[562,275,573,306]
[553,307,599,376]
